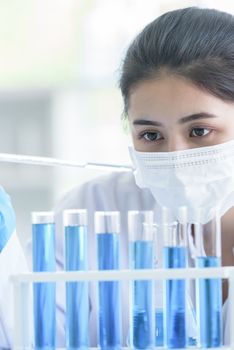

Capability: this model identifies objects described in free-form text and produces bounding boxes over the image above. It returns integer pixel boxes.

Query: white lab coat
[0,171,230,347]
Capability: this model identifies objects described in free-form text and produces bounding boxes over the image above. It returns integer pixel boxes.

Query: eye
[141,131,163,142]
[190,127,211,137]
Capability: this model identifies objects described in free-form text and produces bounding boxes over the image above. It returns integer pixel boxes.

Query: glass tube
[194,208,222,348]
[64,209,89,350]
[155,307,164,347]
[32,211,56,350]
[128,210,155,350]
[95,211,122,350]
[154,225,164,347]
[163,207,188,349]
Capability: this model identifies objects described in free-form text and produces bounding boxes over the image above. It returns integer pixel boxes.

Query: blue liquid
[196,256,222,348]
[32,223,56,350]
[155,310,164,347]
[65,225,89,350]
[163,246,187,349]
[129,241,154,349]
[97,233,121,350]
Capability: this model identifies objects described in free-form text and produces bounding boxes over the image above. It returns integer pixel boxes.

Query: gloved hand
[0,186,15,252]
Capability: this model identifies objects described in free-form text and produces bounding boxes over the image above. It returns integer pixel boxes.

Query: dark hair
[119,7,234,116]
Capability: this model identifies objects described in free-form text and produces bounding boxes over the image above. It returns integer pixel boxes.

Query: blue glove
[0,186,16,252]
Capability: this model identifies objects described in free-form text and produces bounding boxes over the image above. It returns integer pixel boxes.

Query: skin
[128,74,234,301]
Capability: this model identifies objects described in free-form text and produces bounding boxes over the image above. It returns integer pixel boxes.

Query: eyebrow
[132,113,218,127]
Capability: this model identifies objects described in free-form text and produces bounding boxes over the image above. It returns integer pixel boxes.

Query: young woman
[1,5,234,348]
[54,6,234,346]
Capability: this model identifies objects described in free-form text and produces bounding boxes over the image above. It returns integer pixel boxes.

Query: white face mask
[129,140,234,224]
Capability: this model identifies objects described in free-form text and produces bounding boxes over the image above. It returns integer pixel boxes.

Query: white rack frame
[11,267,234,350]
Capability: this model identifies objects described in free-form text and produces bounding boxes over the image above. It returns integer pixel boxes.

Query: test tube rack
[11,267,234,350]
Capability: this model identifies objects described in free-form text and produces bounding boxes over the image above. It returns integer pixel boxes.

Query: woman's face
[128,75,234,152]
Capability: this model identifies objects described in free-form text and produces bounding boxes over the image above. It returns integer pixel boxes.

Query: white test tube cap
[31,211,55,224]
[95,211,120,234]
[177,206,188,225]
[162,206,171,225]
[63,209,87,227]
[128,210,155,241]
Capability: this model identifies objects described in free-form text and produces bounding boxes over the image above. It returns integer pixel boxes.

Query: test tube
[95,211,122,350]
[32,211,56,350]
[154,226,164,347]
[155,301,164,347]
[128,210,155,350]
[194,208,222,348]
[163,207,188,349]
[64,209,89,350]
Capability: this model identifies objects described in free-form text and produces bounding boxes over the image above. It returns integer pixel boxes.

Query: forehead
[128,75,230,120]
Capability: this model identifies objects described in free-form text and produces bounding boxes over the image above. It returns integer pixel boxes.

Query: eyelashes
[139,131,163,142]
[189,127,212,137]
[138,127,213,143]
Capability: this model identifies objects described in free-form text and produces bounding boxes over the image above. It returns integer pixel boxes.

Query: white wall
[0,0,232,247]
